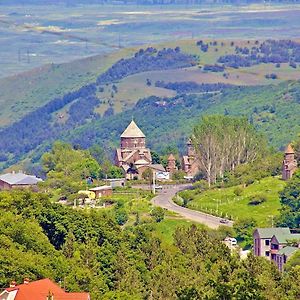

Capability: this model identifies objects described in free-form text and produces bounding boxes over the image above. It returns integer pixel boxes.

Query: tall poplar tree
[192,115,266,186]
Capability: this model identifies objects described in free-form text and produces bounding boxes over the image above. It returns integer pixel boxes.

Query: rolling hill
[1,38,300,170]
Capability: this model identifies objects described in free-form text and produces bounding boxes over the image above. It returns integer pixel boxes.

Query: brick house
[0,278,90,300]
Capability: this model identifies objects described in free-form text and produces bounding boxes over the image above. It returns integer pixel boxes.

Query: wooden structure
[89,186,113,198]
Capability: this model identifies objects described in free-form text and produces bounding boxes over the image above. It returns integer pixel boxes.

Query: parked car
[224,237,237,246]
[220,218,229,224]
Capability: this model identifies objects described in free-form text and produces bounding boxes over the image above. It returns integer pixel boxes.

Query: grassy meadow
[178,177,286,227]
[2,35,300,127]
[100,188,202,245]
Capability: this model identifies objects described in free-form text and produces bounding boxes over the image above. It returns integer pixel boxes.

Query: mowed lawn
[186,177,286,227]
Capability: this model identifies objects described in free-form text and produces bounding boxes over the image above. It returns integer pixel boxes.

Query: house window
[271,244,279,250]
[265,240,270,246]
[265,251,270,257]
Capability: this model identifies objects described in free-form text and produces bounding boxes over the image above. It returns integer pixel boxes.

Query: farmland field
[1,3,300,78]
[2,36,300,127]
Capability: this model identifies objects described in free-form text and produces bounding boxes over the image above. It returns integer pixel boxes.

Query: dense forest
[1,189,300,300]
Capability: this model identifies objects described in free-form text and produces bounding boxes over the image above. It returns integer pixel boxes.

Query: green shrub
[193,180,209,192]
[172,170,186,180]
[234,187,243,196]
[151,207,165,223]
[248,194,267,206]
[115,209,128,225]
[245,177,255,186]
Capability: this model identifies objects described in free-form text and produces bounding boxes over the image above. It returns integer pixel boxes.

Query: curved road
[152,184,233,229]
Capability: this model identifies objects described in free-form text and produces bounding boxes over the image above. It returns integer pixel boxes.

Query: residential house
[0,278,90,300]
[0,171,43,190]
[106,178,126,188]
[253,227,290,260]
[253,227,300,271]
[270,232,300,260]
[274,246,299,272]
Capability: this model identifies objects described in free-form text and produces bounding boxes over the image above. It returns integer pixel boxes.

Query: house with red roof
[0,278,90,300]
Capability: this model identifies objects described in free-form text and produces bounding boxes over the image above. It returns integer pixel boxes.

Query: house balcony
[270,249,278,255]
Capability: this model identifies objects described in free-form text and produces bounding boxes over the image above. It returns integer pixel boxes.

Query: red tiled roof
[4,279,89,300]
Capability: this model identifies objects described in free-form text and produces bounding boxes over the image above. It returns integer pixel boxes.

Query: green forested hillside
[1,189,300,300]
[1,39,300,170]
[1,80,300,171]
[66,81,300,152]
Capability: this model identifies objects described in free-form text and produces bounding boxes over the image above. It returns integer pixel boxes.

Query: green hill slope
[2,38,300,128]
[0,48,135,127]
[1,80,300,171]
[64,81,300,153]
[1,39,300,170]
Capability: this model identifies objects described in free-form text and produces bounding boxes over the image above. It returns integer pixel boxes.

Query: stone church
[182,138,200,177]
[282,144,298,180]
[115,120,165,179]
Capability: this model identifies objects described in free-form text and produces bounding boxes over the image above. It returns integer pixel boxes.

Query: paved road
[152,184,233,229]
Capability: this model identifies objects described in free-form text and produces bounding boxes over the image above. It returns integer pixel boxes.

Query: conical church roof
[168,154,176,161]
[285,144,295,154]
[121,120,145,138]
